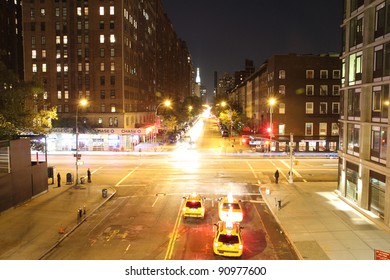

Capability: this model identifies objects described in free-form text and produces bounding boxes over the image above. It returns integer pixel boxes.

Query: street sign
[375,249,390,260]
[73,154,81,159]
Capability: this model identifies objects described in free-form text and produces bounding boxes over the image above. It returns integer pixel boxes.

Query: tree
[0,60,57,138]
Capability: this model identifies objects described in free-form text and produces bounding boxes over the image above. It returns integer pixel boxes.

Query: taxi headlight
[213,242,219,248]
[239,244,243,250]
[183,207,187,211]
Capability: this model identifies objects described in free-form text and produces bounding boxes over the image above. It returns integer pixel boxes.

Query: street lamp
[154,100,171,141]
[268,97,276,153]
[75,98,88,185]
[220,101,233,137]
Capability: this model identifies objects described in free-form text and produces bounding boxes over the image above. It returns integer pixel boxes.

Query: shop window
[369,171,386,218]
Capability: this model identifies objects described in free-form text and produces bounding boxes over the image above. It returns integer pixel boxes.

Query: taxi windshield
[222,203,240,210]
[186,201,201,208]
[218,234,239,244]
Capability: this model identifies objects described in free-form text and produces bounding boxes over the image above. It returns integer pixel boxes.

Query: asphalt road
[42,118,337,260]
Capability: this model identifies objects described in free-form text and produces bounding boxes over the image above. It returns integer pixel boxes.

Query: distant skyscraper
[195,67,201,84]
[194,67,201,97]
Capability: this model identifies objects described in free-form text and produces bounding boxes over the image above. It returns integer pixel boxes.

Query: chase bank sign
[95,128,147,135]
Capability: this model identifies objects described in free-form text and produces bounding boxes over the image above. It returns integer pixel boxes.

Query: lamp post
[221,101,233,137]
[75,98,88,185]
[268,97,276,153]
[154,100,171,141]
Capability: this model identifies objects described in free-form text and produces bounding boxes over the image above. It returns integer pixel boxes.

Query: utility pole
[289,133,294,184]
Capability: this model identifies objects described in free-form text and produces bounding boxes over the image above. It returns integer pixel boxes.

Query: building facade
[230,53,341,153]
[22,0,192,151]
[338,0,390,227]
[0,0,24,79]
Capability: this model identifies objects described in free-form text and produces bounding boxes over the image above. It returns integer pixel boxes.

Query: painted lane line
[164,199,184,260]
[115,166,139,187]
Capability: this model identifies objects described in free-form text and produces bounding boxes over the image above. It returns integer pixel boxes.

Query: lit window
[305,123,313,136]
[32,64,37,73]
[40,8,45,16]
[64,91,69,100]
[110,62,115,71]
[85,63,90,72]
[278,85,285,95]
[84,7,89,16]
[279,103,285,114]
[64,64,68,72]
[32,50,37,59]
[319,123,327,136]
[98,117,103,124]
[63,35,68,45]
[57,91,62,99]
[110,34,115,43]
[78,63,82,72]
[42,64,47,72]
[77,7,82,16]
[111,104,116,112]
[57,64,61,72]
[100,62,105,71]
[110,6,115,15]
[305,102,314,114]
[99,7,104,15]
[42,50,46,58]
[43,92,48,100]
[320,85,328,95]
[306,85,314,95]
[56,36,61,44]
[279,70,286,79]
[331,123,339,136]
[100,35,105,43]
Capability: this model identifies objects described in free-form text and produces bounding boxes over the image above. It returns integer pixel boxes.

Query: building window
[306,85,314,95]
[111,104,116,112]
[110,34,116,43]
[320,70,328,79]
[305,123,313,136]
[100,76,105,85]
[100,90,105,99]
[279,103,285,114]
[373,43,390,80]
[347,123,360,155]
[32,50,37,59]
[369,171,386,218]
[305,102,314,114]
[372,85,389,122]
[349,14,363,48]
[278,70,286,79]
[110,90,116,99]
[348,51,362,85]
[347,88,361,118]
[332,102,340,114]
[100,35,105,44]
[57,91,62,99]
[320,102,328,114]
[332,85,340,96]
[100,62,105,71]
[306,70,314,79]
[333,70,341,79]
[98,117,103,124]
[42,64,47,72]
[110,6,115,15]
[371,126,387,164]
[101,104,105,112]
[320,85,328,95]
[331,123,339,136]
[99,7,104,16]
[110,48,115,57]
[319,123,327,136]
[110,62,115,72]
[279,124,285,135]
[278,85,285,95]
[99,21,104,30]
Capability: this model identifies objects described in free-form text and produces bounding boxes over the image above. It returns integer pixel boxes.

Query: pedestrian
[87,168,91,183]
[57,172,61,187]
[274,170,279,184]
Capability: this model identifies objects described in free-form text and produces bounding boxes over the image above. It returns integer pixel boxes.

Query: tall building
[0,0,23,79]
[230,53,341,152]
[22,0,192,151]
[338,0,390,227]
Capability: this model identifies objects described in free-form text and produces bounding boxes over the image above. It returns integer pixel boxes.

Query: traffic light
[266,127,272,134]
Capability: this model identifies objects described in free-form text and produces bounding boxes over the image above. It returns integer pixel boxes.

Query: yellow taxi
[218,193,243,222]
[182,193,205,219]
[213,220,243,257]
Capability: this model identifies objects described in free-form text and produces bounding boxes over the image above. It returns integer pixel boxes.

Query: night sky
[162,0,343,99]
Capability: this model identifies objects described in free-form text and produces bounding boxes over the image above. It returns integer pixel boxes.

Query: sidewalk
[260,181,390,260]
[0,182,115,260]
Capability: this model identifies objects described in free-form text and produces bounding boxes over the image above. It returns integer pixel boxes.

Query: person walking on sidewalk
[57,172,61,187]
[87,168,92,183]
[274,170,279,184]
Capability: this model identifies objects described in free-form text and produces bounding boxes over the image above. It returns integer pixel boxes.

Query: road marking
[165,199,184,260]
[152,196,159,207]
[115,166,139,187]
[278,159,307,182]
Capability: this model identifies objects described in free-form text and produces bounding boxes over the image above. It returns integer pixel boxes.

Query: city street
[40,118,337,260]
